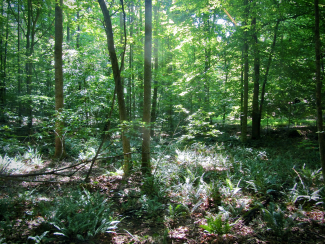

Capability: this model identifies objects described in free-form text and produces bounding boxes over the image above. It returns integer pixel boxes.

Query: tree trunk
[150,3,159,138]
[223,56,228,126]
[251,16,260,139]
[66,10,70,43]
[259,21,279,131]
[142,0,152,176]
[0,2,8,123]
[240,51,244,130]
[76,11,80,49]
[127,3,134,120]
[25,0,40,132]
[54,0,65,159]
[17,0,22,125]
[138,6,144,118]
[98,0,131,176]
[25,0,33,130]
[314,0,325,182]
[241,0,249,143]
[25,0,32,130]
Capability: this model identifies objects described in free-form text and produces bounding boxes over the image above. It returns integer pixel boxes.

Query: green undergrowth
[0,126,324,243]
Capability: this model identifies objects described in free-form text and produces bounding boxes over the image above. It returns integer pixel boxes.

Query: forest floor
[0,125,325,243]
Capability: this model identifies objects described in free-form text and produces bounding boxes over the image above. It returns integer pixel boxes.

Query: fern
[200,214,232,235]
[262,202,295,237]
[49,189,119,241]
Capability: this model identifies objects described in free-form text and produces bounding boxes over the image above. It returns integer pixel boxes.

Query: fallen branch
[0,152,155,181]
[0,160,88,179]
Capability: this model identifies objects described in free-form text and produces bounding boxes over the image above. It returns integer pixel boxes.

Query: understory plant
[139,195,165,219]
[200,214,232,235]
[168,203,190,219]
[262,203,296,238]
[45,188,119,242]
[0,154,24,174]
[289,166,323,207]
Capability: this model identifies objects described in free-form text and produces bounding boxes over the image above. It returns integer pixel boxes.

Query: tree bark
[142,0,152,176]
[98,0,131,176]
[314,0,325,182]
[54,0,65,159]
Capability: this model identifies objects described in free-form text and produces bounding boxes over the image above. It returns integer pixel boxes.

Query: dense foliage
[0,0,324,243]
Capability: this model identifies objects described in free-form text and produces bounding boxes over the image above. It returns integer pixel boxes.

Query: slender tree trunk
[0,2,8,123]
[119,7,126,121]
[120,12,124,49]
[240,51,244,129]
[314,0,325,181]
[167,37,173,131]
[204,13,211,111]
[150,3,159,137]
[25,0,33,131]
[98,0,131,176]
[288,102,292,129]
[0,2,3,122]
[259,21,279,131]
[204,47,210,111]
[25,0,40,132]
[132,4,137,120]
[223,57,228,126]
[76,11,80,50]
[54,0,65,159]
[17,0,22,125]
[128,3,134,120]
[251,16,260,139]
[138,6,144,117]
[66,15,70,43]
[142,0,152,176]
[241,0,249,143]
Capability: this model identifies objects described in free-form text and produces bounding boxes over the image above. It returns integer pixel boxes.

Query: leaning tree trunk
[314,0,325,182]
[54,0,65,159]
[98,0,131,176]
